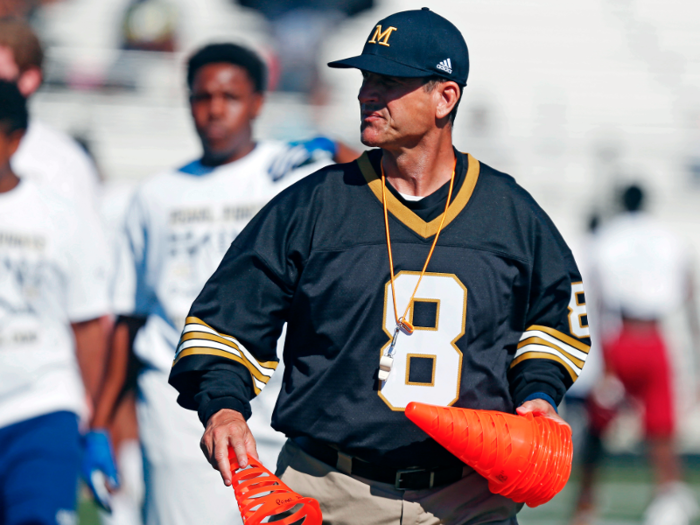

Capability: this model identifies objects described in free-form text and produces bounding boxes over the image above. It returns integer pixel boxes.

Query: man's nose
[358,80,379,105]
[209,94,226,117]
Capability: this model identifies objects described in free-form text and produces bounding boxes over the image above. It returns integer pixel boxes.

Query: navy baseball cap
[328,7,469,86]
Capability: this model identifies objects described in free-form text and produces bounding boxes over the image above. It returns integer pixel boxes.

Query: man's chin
[201,147,234,166]
[360,130,383,148]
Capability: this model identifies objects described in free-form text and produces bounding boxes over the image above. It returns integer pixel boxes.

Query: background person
[572,184,700,525]
[170,9,590,525]
[0,17,102,217]
[95,42,357,525]
[0,17,128,520]
[0,79,111,525]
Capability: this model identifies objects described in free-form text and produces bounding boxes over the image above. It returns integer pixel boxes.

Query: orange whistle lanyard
[381,156,456,344]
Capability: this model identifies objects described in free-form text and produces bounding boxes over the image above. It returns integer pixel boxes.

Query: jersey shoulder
[474,160,574,258]
[31,179,79,221]
[132,163,193,203]
[476,161,548,219]
[5,180,82,246]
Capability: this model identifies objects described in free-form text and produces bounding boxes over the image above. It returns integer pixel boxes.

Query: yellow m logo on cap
[368,25,398,47]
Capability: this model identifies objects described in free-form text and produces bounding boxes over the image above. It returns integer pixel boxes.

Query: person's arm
[169,179,314,486]
[508,212,592,420]
[169,247,290,486]
[92,189,151,430]
[65,211,118,511]
[73,318,122,512]
[81,315,145,511]
[82,191,148,510]
[92,316,146,429]
[72,317,109,410]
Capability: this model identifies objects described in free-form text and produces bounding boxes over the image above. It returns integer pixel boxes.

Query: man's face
[358,72,436,149]
[189,63,263,162]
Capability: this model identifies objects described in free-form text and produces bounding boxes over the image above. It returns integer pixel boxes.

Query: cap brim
[327,54,432,78]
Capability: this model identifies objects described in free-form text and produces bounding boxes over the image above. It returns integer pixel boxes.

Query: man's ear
[17,67,42,97]
[435,81,460,121]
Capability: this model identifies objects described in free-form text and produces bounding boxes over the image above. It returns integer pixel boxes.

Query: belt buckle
[394,468,434,490]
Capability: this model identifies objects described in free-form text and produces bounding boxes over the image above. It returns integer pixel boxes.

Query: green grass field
[77,456,700,525]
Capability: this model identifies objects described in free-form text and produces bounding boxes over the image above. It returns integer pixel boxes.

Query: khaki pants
[276,439,521,525]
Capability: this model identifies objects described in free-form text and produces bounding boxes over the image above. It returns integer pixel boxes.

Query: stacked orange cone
[405,402,572,508]
[228,447,322,525]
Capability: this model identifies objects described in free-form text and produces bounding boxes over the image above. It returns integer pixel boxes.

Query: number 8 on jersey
[379,272,467,410]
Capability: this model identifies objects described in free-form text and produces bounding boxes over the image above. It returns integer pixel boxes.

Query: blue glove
[268,136,337,181]
[81,429,120,513]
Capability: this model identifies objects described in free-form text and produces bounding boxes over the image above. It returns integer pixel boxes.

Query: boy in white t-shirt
[0,81,112,525]
[92,43,357,525]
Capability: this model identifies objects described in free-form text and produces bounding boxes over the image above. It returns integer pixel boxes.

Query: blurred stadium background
[8,0,700,523]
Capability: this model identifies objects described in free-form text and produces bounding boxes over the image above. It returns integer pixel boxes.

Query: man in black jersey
[169,9,590,524]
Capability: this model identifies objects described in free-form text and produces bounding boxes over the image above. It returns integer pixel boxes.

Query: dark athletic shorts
[0,411,80,525]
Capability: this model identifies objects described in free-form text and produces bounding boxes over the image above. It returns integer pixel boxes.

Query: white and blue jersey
[113,141,330,374]
[112,141,333,492]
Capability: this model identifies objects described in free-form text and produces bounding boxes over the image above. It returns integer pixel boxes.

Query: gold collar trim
[357,151,480,238]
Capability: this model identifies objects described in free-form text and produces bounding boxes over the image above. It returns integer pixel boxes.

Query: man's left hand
[516,398,569,428]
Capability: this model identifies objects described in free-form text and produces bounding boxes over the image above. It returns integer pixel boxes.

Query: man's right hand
[200,408,258,486]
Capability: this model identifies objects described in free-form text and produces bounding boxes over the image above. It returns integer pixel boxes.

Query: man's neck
[381,132,455,197]
[0,166,20,194]
[201,141,256,168]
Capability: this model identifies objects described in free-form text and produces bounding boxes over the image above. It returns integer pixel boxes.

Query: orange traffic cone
[228,447,323,525]
[405,402,572,508]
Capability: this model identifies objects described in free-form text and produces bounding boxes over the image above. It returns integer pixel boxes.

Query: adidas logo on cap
[436,58,452,74]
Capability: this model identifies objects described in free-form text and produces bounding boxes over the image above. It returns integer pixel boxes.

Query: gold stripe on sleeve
[517,336,586,369]
[172,348,269,393]
[181,331,241,350]
[183,317,279,370]
[510,352,578,383]
[525,325,590,354]
[179,332,278,371]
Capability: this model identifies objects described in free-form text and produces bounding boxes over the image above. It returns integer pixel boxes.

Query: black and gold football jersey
[169,149,590,470]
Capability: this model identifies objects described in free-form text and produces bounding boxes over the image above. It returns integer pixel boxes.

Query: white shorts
[136,368,285,525]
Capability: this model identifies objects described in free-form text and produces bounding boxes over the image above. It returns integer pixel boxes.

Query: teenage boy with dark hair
[94,43,356,525]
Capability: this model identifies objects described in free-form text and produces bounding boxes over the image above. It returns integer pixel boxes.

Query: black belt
[292,436,467,491]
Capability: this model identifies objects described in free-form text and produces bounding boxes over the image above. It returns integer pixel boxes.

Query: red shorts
[594,327,675,438]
